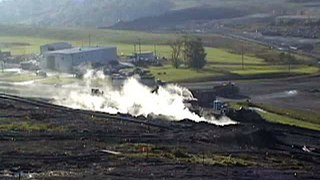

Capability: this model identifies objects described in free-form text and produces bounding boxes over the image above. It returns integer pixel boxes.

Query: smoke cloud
[53,70,237,126]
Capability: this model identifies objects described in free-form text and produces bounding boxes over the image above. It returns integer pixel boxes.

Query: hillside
[0,0,319,28]
[110,0,320,31]
[0,0,173,27]
[111,7,248,31]
[0,0,300,27]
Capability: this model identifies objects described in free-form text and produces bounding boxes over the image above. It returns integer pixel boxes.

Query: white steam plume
[53,70,237,126]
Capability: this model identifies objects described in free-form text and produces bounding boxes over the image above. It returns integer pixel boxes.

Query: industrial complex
[40,43,118,73]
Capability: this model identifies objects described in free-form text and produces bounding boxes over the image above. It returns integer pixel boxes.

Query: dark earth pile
[0,95,319,179]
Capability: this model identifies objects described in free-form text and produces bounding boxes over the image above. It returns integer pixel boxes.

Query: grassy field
[0,25,176,44]
[0,25,318,82]
[38,76,79,85]
[0,35,266,63]
[117,143,255,167]
[250,102,320,125]
[259,111,320,132]
[0,122,66,132]
[0,36,172,56]
[150,64,318,82]
[0,71,43,82]
[1,34,317,83]
[150,65,225,82]
[230,102,320,132]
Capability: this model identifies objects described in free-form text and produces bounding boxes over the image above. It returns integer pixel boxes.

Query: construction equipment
[91,89,104,96]
[213,82,239,98]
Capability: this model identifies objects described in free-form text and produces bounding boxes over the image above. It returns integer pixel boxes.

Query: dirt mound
[237,129,281,148]
[227,108,265,124]
[218,129,281,148]
[0,102,15,109]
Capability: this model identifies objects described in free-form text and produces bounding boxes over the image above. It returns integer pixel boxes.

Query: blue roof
[47,47,116,55]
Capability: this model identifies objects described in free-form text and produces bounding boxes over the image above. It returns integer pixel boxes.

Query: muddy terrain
[0,94,319,179]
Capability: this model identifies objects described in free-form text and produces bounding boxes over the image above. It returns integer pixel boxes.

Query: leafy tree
[183,36,207,70]
[170,39,183,69]
[279,52,297,64]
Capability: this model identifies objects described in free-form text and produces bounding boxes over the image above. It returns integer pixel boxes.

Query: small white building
[40,42,73,54]
[42,47,118,73]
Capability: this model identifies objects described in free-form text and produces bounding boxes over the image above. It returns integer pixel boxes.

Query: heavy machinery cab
[184,98,202,116]
[151,85,159,94]
[91,88,104,96]
[213,100,229,115]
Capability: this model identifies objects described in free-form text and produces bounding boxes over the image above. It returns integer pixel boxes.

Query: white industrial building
[40,42,72,54]
[42,47,118,73]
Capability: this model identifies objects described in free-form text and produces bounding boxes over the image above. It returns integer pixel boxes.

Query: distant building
[42,47,118,73]
[0,50,11,61]
[40,42,72,54]
[20,60,39,71]
[135,52,155,61]
[275,15,319,25]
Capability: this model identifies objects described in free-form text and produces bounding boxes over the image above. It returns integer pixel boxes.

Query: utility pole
[1,61,4,73]
[89,34,91,47]
[288,52,291,73]
[0,49,4,73]
[133,44,137,60]
[138,39,142,54]
[154,44,157,58]
[241,45,244,70]
[138,39,142,60]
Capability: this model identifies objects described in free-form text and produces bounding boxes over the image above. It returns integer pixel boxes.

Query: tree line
[170,36,207,70]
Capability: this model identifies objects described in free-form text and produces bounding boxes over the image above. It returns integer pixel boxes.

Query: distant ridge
[0,0,173,27]
[110,7,248,31]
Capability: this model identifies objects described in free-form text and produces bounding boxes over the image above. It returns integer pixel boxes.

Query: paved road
[182,74,320,114]
[206,26,320,59]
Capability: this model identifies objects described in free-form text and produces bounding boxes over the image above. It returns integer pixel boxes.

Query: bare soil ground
[0,94,319,179]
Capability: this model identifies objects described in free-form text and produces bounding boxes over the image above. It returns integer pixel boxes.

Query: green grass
[150,65,225,82]
[231,66,318,76]
[206,48,265,64]
[0,24,314,64]
[150,64,318,82]
[0,121,66,132]
[0,72,43,82]
[230,102,320,131]
[0,25,176,45]
[0,35,172,57]
[259,111,320,132]
[189,154,255,167]
[121,144,299,169]
[118,143,255,167]
[0,35,265,65]
[1,24,310,63]
[38,76,79,85]
[125,152,255,167]
[251,103,320,125]
[0,25,317,82]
